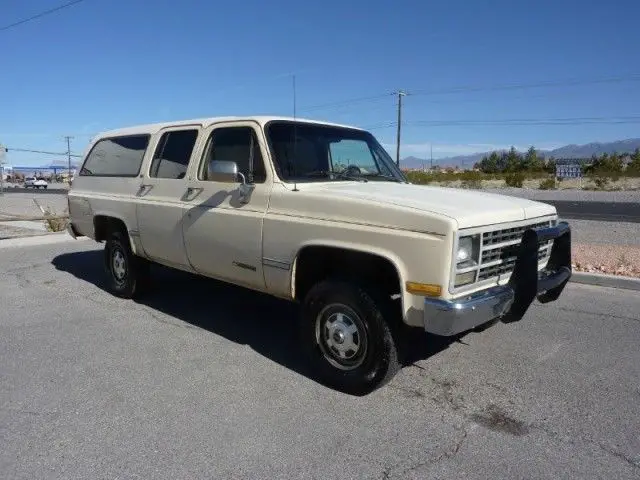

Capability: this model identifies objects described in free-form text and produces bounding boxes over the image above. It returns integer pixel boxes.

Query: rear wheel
[300,280,400,395]
[104,230,150,299]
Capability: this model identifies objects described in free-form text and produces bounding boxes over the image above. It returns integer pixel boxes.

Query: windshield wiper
[303,170,367,182]
[362,173,402,182]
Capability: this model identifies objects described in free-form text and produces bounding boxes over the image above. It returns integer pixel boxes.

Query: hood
[286,181,556,229]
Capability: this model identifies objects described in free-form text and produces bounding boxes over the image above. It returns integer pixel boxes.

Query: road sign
[556,163,582,179]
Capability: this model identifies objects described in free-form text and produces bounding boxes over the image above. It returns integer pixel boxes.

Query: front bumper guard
[424,221,572,336]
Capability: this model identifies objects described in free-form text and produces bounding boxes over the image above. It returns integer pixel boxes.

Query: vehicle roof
[94,116,365,139]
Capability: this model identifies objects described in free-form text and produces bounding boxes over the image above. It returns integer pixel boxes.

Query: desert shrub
[593,177,609,190]
[42,207,69,232]
[504,172,525,188]
[538,178,556,190]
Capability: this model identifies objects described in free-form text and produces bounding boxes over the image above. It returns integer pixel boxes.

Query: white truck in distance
[24,177,48,189]
[67,116,572,394]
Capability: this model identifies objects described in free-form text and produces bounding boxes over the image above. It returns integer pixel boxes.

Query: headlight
[454,234,480,287]
[456,235,479,268]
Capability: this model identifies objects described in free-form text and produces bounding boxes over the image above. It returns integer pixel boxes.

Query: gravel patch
[564,220,639,246]
[572,243,640,278]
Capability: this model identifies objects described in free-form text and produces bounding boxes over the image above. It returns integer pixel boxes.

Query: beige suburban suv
[67,116,572,394]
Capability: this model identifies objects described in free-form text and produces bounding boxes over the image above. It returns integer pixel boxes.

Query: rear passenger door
[135,125,201,269]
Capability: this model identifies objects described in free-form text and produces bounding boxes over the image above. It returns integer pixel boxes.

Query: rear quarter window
[80,134,150,177]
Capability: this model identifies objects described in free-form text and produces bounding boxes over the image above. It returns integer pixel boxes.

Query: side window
[80,134,149,177]
[329,139,379,174]
[149,129,199,179]
[200,127,266,183]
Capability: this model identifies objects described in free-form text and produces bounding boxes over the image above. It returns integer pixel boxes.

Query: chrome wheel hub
[316,305,367,371]
[112,249,126,281]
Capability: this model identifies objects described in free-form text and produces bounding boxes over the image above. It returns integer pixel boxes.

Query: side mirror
[207,160,247,184]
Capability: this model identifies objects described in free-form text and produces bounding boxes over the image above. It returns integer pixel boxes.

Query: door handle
[184,187,203,201]
[137,184,153,196]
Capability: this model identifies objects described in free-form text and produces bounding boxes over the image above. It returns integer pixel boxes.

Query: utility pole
[395,90,406,167]
[0,143,6,196]
[430,143,433,169]
[64,136,73,186]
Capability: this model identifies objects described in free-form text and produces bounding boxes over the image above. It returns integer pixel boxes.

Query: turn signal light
[405,282,442,297]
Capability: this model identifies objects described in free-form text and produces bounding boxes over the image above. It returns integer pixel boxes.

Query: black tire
[300,280,401,395]
[103,230,150,299]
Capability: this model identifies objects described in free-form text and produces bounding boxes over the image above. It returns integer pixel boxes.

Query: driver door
[181,121,272,290]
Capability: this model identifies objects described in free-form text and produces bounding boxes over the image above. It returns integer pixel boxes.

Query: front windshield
[264,121,407,183]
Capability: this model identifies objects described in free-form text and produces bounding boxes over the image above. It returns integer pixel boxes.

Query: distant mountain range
[402,138,640,169]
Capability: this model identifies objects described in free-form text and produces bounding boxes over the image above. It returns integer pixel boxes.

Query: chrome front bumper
[424,221,572,336]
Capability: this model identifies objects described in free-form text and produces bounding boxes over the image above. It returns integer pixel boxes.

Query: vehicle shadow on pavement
[52,250,457,389]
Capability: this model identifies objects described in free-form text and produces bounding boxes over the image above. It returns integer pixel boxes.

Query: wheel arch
[93,213,139,256]
[290,240,408,316]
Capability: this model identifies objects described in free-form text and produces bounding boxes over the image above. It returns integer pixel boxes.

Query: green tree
[478,151,500,173]
[523,146,543,171]
[592,152,623,174]
[544,156,556,174]
[504,146,521,172]
[628,148,640,173]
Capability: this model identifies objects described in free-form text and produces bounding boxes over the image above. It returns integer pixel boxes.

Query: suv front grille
[478,246,550,281]
[456,218,556,288]
[482,221,550,247]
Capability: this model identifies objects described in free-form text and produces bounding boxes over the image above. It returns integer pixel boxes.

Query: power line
[7,147,82,157]
[0,0,89,33]
[299,93,395,113]
[409,73,640,97]
[408,115,640,126]
[297,73,640,115]
[363,115,640,130]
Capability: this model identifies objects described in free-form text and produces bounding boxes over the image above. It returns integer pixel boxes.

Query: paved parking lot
[1,240,639,479]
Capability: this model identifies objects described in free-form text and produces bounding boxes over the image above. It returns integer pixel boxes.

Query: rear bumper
[66,222,82,239]
[424,221,572,336]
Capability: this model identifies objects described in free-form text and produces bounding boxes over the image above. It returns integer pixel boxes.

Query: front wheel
[300,280,400,395]
[104,230,150,299]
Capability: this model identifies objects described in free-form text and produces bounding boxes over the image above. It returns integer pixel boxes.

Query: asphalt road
[1,240,639,479]
[547,200,640,223]
[2,187,639,222]
[1,187,68,194]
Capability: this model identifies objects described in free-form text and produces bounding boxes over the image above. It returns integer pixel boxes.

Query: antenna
[292,74,299,191]
[293,73,297,119]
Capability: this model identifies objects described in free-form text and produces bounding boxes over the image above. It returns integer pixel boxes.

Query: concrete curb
[0,232,91,249]
[569,271,640,291]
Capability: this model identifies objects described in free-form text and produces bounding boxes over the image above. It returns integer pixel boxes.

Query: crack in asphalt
[5,270,33,288]
[5,261,196,332]
[143,309,197,330]
[558,306,640,323]
[597,442,640,470]
[392,370,639,474]
[2,408,59,417]
[380,425,474,479]
[532,422,640,471]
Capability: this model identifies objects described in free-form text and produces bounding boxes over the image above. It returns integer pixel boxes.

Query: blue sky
[2,0,640,166]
